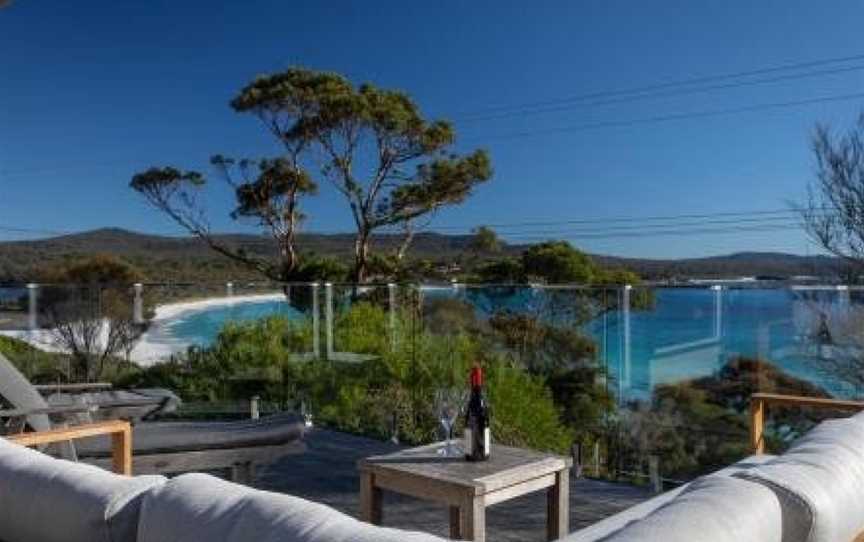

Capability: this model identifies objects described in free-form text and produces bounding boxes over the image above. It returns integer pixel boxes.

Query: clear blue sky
[2,0,864,258]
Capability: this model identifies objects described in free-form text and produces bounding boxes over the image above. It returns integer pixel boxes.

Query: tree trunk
[395,226,415,262]
[279,238,298,282]
[353,230,371,283]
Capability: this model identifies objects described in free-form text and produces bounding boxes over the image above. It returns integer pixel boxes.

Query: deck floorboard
[254,428,653,541]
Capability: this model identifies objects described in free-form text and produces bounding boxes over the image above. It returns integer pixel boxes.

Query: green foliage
[0,335,68,382]
[291,255,349,282]
[522,241,596,284]
[469,226,502,256]
[125,301,576,453]
[41,253,144,285]
[35,255,146,381]
[474,258,524,283]
[613,357,837,479]
[230,66,493,282]
[486,363,575,452]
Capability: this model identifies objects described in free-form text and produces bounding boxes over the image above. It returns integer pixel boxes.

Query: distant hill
[592,251,843,281]
[0,228,844,283]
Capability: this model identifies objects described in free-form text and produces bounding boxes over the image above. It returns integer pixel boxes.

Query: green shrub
[122,302,578,454]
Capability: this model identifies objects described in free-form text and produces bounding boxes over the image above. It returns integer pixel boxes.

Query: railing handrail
[750,393,864,454]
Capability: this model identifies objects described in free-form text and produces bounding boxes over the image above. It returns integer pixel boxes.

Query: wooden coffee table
[358,442,572,541]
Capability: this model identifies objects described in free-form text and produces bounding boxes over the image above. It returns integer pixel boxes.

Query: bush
[123,302,578,454]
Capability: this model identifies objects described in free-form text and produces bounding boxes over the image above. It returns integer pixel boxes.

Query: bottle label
[464,428,474,454]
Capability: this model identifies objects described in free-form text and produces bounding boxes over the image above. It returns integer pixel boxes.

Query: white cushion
[598,475,786,542]
[137,473,449,542]
[0,437,166,542]
[737,412,864,542]
[564,454,776,542]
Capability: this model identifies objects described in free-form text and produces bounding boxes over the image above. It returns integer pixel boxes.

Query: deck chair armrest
[750,393,864,454]
[7,420,132,475]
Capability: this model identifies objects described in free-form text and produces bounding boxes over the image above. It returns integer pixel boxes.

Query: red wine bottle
[464,366,491,461]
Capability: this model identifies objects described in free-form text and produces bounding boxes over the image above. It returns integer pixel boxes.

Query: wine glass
[300,399,314,428]
[435,388,467,457]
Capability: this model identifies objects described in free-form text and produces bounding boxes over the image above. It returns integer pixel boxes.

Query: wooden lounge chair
[0,352,305,482]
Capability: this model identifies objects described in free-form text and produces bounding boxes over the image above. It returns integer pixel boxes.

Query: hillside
[0,228,844,283]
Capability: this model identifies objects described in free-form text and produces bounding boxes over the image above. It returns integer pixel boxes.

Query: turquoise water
[164,299,304,346]
[597,288,862,399]
[161,287,863,398]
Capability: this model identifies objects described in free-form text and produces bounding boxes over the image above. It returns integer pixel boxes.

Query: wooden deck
[254,428,653,541]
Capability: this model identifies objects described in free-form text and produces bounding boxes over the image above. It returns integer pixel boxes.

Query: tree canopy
[469,225,502,256]
[522,241,596,284]
[230,68,493,282]
[476,240,640,286]
[132,67,491,283]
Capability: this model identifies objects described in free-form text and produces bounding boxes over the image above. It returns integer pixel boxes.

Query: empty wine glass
[435,388,467,457]
[301,399,314,428]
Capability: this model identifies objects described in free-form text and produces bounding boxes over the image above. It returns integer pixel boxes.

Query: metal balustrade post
[133,283,144,325]
[620,285,631,399]
[388,283,397,352]
[250,395,260,420]
[712,284,723,339]
[837,284,850,310]
[311,283,321,359]
[26,283,38,331]
[649,455,661,494]
[325,282,334,360]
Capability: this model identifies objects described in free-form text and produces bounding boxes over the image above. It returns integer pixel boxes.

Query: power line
[452,52,864,118]
[437,216,806,236]
[428,208,812,231]
[457,64,864,123]
[503,223,799,241]
[5,57,864,179]
[468,91,864,143]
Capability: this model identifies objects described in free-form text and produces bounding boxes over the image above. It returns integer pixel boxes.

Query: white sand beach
[0,293,286,366]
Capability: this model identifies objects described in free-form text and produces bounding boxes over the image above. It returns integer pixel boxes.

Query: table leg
[546,468,570,541]
[459,496,486,542]
[449,506,462,539]
[360,471,382,524]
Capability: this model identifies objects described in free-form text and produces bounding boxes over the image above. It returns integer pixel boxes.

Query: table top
[358,441,572,496]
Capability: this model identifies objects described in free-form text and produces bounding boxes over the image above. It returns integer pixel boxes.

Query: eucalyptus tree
[230,68,493,282]
[131,156,317,282]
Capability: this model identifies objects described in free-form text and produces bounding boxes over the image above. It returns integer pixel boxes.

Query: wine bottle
[464,366,491,461]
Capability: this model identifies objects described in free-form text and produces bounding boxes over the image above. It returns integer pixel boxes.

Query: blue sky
[2,0,864,258]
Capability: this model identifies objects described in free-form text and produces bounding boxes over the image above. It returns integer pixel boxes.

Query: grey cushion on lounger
[74,412,304,457]
[597,475,788,542]
[138,473,450,542]
[0,437,165,542]
[737,411,864,542]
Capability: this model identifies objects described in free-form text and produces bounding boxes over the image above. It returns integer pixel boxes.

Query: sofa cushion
[137,473,449,542]
[737,412,864,542]
[564,454,775,542]
[0,437,166,542]
[596,475,786,542]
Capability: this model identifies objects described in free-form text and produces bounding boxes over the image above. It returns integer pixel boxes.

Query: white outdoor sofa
[2,393,864,542]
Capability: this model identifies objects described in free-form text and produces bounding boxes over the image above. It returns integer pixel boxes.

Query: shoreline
[134,292,286,364]
[0,292,287,366]
[150,292,286,322]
